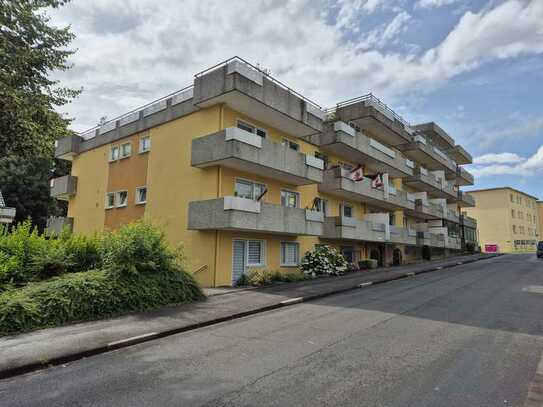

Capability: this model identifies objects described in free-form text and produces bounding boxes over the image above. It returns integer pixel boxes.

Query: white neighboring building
[0,190,16,224]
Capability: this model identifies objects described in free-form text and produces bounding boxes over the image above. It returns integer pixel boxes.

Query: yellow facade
[464,188,540,253]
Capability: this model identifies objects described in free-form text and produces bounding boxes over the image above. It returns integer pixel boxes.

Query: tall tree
[0,0,80,230]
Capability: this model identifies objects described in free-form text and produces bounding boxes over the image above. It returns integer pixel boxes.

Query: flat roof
[468,186,540,201]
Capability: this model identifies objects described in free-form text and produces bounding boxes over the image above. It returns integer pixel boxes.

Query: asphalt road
[1,254,543,407]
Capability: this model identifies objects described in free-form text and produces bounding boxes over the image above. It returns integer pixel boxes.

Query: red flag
[371,173,383,188]
[350,165,364,182]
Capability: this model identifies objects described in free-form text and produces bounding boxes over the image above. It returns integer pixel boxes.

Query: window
[135,186,147,204]
[282,138,300,151]
[234,179,266,201]
[247,240,265,266]
[315,152,329,169]
[281,242,300,266]
[237,120,267,138]
[513,225,517,234]
[281,190,299,208]
[120,142,131,158]
[139,135,151,153]
[313,197,327,215]
[519,212,523,220]
[115,191,128,207]
[511,209,515,218]
[105,192,115,209]
[341,203,353,218]
[511,194,514,203]
[109,146,119,162]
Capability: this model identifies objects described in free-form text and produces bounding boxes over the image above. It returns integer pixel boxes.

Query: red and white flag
[349,165,364,182]
[370,173,383,188]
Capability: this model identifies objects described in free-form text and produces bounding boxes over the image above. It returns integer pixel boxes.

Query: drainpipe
[213,104,225,287]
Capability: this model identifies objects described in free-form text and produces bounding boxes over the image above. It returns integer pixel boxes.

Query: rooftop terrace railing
[194,56,324,112]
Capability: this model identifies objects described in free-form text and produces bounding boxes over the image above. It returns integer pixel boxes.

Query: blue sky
[49,0,543,198]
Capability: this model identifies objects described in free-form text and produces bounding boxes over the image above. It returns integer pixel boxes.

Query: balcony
[306,121,413,177]
[413,122,455,151]
[191,127,323,185]
[389,226,417,245]
[456,166,474,186]
[318,167,415,212]
[444,235,461,250]
[0,206,16,224]
[331,94,414,146]
[416,231,446,248]
[444,209,460,224]
[188,197,323,236]
[400,136,457,176]
[448,145,472,165]
[55,135,83,161]
[458,191,476,207]
[192,57,325,137]
[45,216,74,234]
[50,175,77,200]
[406,199,444,220]
[322,216,386,243]
[460,214,477,229]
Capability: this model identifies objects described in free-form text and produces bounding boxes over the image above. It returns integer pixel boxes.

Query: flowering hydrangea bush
[299,245,348,276]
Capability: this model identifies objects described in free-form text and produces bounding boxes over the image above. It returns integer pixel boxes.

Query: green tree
[0,0,80,230]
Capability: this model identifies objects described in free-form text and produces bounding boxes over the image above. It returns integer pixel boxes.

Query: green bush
[242,269,308,286]
[0,268,204,335]
[465,242,475,253]
[300,245,348,276]
[358,259,378,270]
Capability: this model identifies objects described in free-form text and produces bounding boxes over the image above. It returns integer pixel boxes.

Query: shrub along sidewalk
[0,222,204,335]
[0,252,500,379]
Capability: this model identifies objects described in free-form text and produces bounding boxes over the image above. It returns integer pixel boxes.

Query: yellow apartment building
[49,57,477,287]
[538,201,543,242]
[464,187,540,253]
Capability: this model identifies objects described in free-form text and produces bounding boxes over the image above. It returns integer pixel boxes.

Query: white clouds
[473,152,526,165]
[416,0,459,9]
[48,0,543,132]
[471,146,543,177]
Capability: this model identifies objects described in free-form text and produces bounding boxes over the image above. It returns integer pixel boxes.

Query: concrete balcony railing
[188,197,324,236]
[444,235,461,250]
[404,167,446,197]
[45,216,74,235]
[322,216,387,243]
[193,57,325,137]
[408,199,443,220]
[54,135,83,161]
[400,136,457,176]
[460,214,477,229]
[389,226,417,245]
[413,122,455,151]
[416,231,446,248]
[448,145,472,165]
[318,167,415,211]
[330,94,414,147]
[0,206,16,224]
[441,180,458,201]
[458,190,476,207]
[306,121,413,177]
[444,209,460,224]
[50,175,77,201]
[191,127,323,185]
[456,166,474,186]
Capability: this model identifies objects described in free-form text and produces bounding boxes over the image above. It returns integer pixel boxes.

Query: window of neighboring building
[115,191,128,208]
[282,138,300,151]
[281,242,300,267]
[105,192,115,209]
[120,142,132,158]
[246,240,265,266]
[510,194,514,203]
[234,179,266,201]
[139,135,151,153]
[237,120,267,138]
[513,225,517,234]
[109,146,119,162]
[281,190,299,208]
[341,203,353,218]
[511,209,515,218]
[135,186,147,205]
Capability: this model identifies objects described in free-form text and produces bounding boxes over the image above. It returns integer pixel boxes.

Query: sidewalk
[0,253,501,380]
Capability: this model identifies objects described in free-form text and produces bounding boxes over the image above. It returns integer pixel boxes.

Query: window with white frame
[135,186,147,204]
[341,203,353,218]
[247,240,265,266]
[115,191,128,207]
[282,138,300,151]
[281,190,299,208]
[234,179,266,201]
[109,146,119,162]
[237,119,266,138]
[105,192,115,209]
[139,135,151,153]
[281,242,300,266]
[120,142,132,158]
